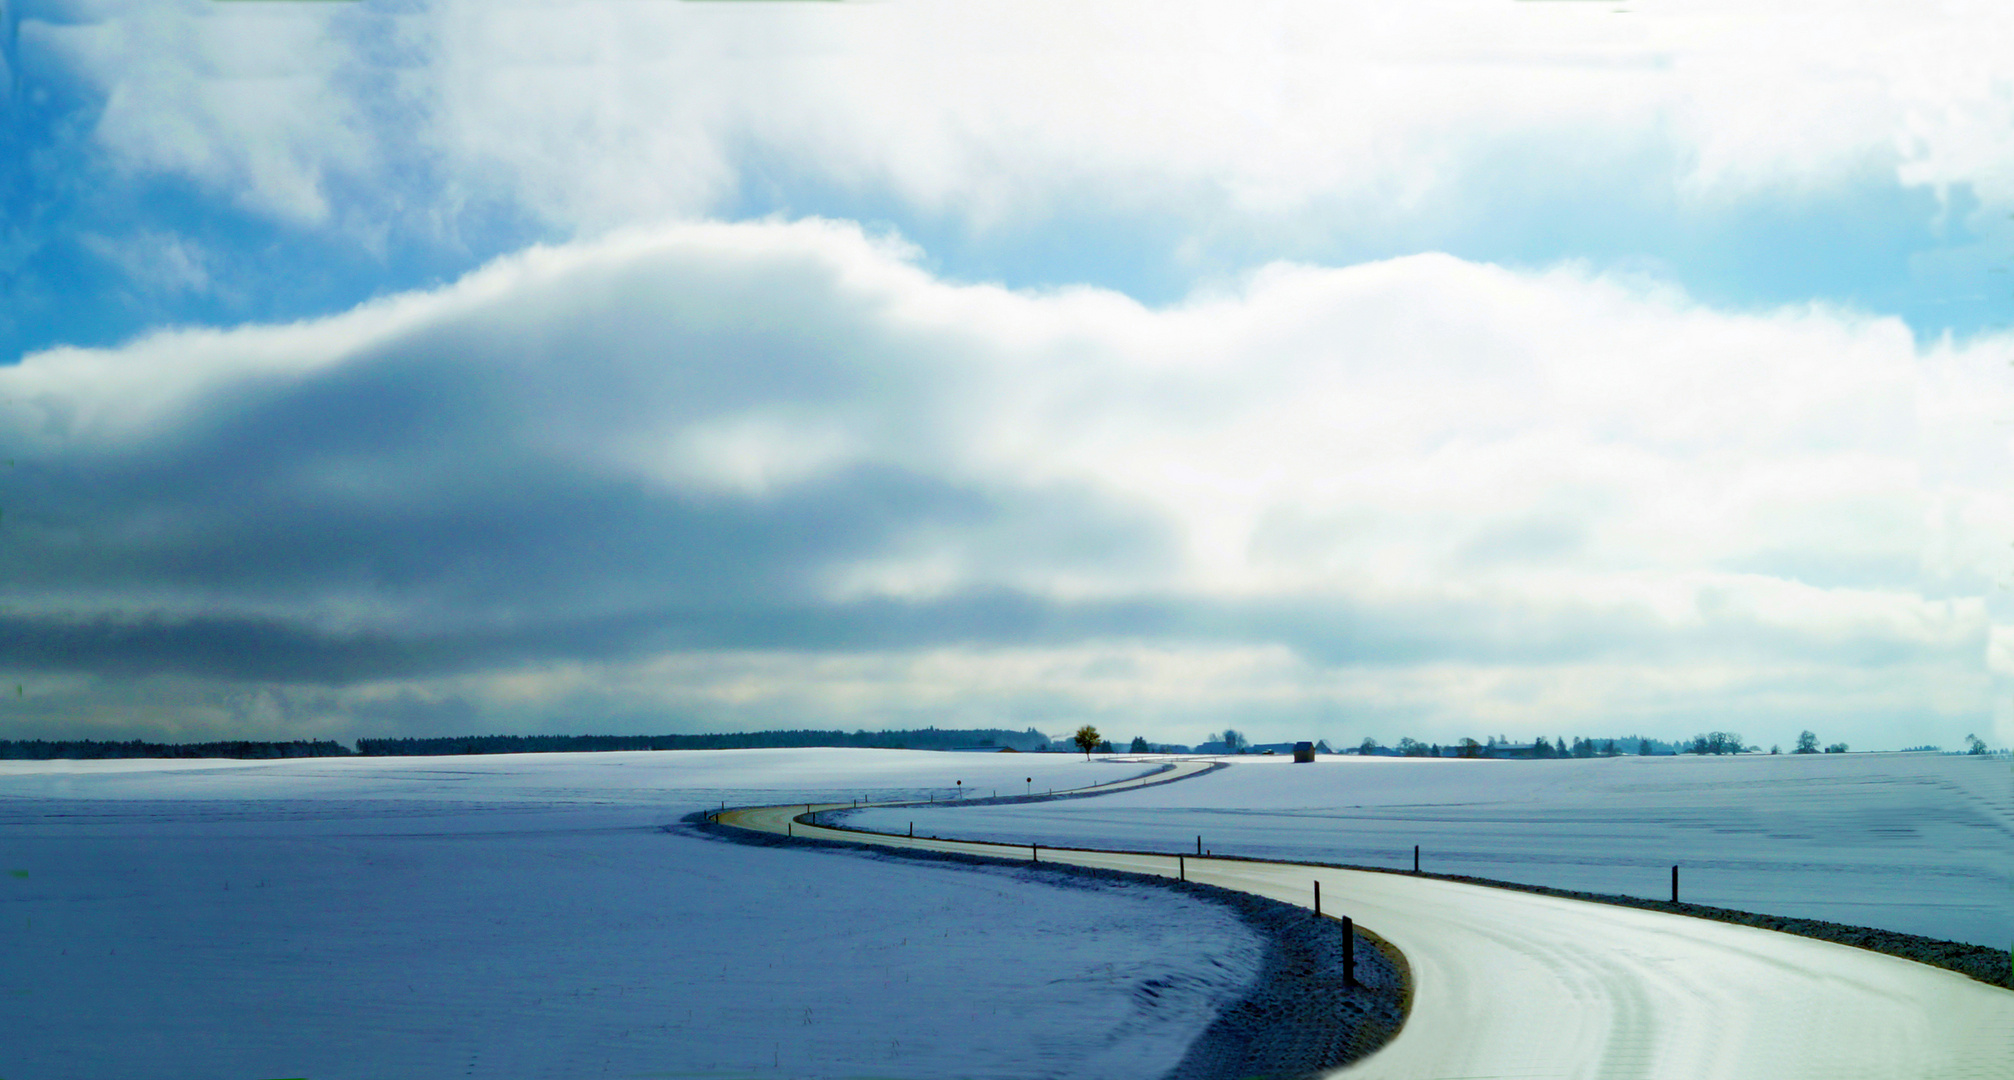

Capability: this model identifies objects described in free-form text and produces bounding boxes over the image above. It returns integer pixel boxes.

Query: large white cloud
[2,218,2009,748]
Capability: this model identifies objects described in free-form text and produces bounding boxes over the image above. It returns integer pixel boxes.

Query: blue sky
[4,0,2014,751]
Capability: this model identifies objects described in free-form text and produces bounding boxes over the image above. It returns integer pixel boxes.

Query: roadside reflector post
[1414,845,1420,873]
[1343,916,1356,987]
[1032,843,1039,863]
[1196,835,1202,855]
[1314,880,1322,918]
[1672,865,1679,904]
[1179,854,1185,881]
[908,822,913,837]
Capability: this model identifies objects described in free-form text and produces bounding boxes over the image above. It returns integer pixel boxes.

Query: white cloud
[4,218,2012,748]
[30,1,2014,245]
[34,0,378,225]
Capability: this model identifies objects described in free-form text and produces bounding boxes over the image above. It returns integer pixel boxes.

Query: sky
[4,0,2014,751]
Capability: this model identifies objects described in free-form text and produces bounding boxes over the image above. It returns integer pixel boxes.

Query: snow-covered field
[850,752,2014,948]
[0,750,1261,1080]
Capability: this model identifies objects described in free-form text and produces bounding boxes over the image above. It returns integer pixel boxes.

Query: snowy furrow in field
[0,750,1255,1080]
[849,752,2014,947]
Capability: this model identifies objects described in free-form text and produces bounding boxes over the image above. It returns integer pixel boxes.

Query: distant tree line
[0,739,354,761]
[1355,735,1657,758]
[1346,733,1803,758]
[0,726,1054,760]
[1685,731,1751,755]
[1342,729,1968,758]
[353,727,1051,756]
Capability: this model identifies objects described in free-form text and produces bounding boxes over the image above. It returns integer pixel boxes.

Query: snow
[849,752,2014,948]
[0,749,1261,1080]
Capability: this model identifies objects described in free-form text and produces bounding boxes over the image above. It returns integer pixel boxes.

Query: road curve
[716,763,2014,1080]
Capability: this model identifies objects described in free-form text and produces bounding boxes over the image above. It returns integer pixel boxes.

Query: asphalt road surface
[717,762,2014,1079]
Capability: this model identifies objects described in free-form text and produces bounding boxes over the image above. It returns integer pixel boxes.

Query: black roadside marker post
[1342,916,1356,987]
[1672,865,1679,904]
[1032,843,1039,863]
[1196,835,1202,855]
[1179,854,1185,881]
[1314,880,1322,918]
[909,822,913,837]
[1414,845,1420,873]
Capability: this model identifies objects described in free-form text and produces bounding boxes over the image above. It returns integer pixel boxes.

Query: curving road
[716,762,2014,1079]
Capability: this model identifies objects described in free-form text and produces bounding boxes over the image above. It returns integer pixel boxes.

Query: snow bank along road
[720,761,2014,1080]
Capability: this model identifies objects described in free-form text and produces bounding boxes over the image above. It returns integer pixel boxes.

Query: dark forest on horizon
[0,726,1053,760]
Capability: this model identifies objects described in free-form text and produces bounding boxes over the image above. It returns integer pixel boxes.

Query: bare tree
[1688,731,1744,755]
